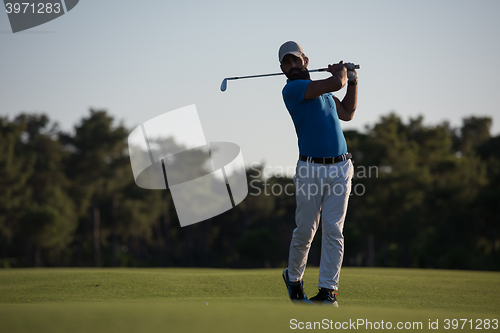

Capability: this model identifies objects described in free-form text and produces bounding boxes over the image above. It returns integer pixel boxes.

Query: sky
[1,0,499,177]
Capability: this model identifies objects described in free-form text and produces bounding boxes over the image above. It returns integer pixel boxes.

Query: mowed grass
[0,267,499,332]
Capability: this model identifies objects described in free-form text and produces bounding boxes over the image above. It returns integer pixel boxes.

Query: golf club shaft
[226,63,360,81]
[225,68,327,81]
[221,64,360,91]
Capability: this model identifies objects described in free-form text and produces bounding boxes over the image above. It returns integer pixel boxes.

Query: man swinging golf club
[280,41,358,306]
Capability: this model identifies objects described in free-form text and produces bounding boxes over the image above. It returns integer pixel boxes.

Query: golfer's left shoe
[282,268,315,305]
[309,288,339,307]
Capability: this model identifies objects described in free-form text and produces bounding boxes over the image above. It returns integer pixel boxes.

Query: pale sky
[1,0,499,176]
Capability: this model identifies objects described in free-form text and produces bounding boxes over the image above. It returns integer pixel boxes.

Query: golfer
[279,41,358,306]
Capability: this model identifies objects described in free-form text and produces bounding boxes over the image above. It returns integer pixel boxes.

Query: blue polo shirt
[282,79,348,158]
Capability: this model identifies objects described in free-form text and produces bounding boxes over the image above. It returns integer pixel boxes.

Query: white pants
[288,159,353,290]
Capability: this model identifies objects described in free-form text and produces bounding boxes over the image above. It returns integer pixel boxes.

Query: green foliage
[345,114,497,270]
[0,118,34,245]
[0,110,498,270]
[238,227,280,267]
[19,204,73,250]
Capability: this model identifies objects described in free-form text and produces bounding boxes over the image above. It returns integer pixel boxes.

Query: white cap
[278,41,305,63]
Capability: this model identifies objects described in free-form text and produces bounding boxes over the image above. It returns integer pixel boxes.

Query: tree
[344,113,493,269]
[13,113,77,266]
[61,109,130,267]
[459,116,492,152]
[0,117,34,267]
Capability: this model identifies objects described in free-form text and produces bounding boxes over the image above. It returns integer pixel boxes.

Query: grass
[0,267,499,332]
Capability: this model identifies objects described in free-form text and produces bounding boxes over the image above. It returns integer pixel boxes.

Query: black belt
[299,153,352,165]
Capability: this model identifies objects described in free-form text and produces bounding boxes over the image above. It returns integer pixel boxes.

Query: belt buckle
[322,157,327,164]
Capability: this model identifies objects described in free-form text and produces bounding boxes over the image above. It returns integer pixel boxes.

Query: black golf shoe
[309,288,339,307]
[282,268,315,305]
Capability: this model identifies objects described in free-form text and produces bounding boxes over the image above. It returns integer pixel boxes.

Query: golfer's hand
[327,61,347,75]
[345,62,358,81]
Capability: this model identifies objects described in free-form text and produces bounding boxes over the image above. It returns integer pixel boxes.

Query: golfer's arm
[304,71,347,100]
[335,83,357,121]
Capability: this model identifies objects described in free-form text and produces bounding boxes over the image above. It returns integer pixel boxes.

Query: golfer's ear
[303,56,309,67]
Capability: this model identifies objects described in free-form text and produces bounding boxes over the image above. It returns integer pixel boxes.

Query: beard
[285,67,310,81]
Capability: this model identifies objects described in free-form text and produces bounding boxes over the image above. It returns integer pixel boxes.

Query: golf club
[220,64,360,92]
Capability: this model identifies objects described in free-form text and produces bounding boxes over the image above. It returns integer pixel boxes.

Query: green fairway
[0,268,499,332]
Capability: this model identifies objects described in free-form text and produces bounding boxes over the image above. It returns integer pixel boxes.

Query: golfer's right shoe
[309,288,339,307]
[282,268,315,305]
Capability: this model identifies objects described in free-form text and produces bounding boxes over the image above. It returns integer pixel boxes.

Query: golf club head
[220,78,228,92]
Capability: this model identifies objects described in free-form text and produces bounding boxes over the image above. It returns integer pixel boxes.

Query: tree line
[0,110,498,270]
